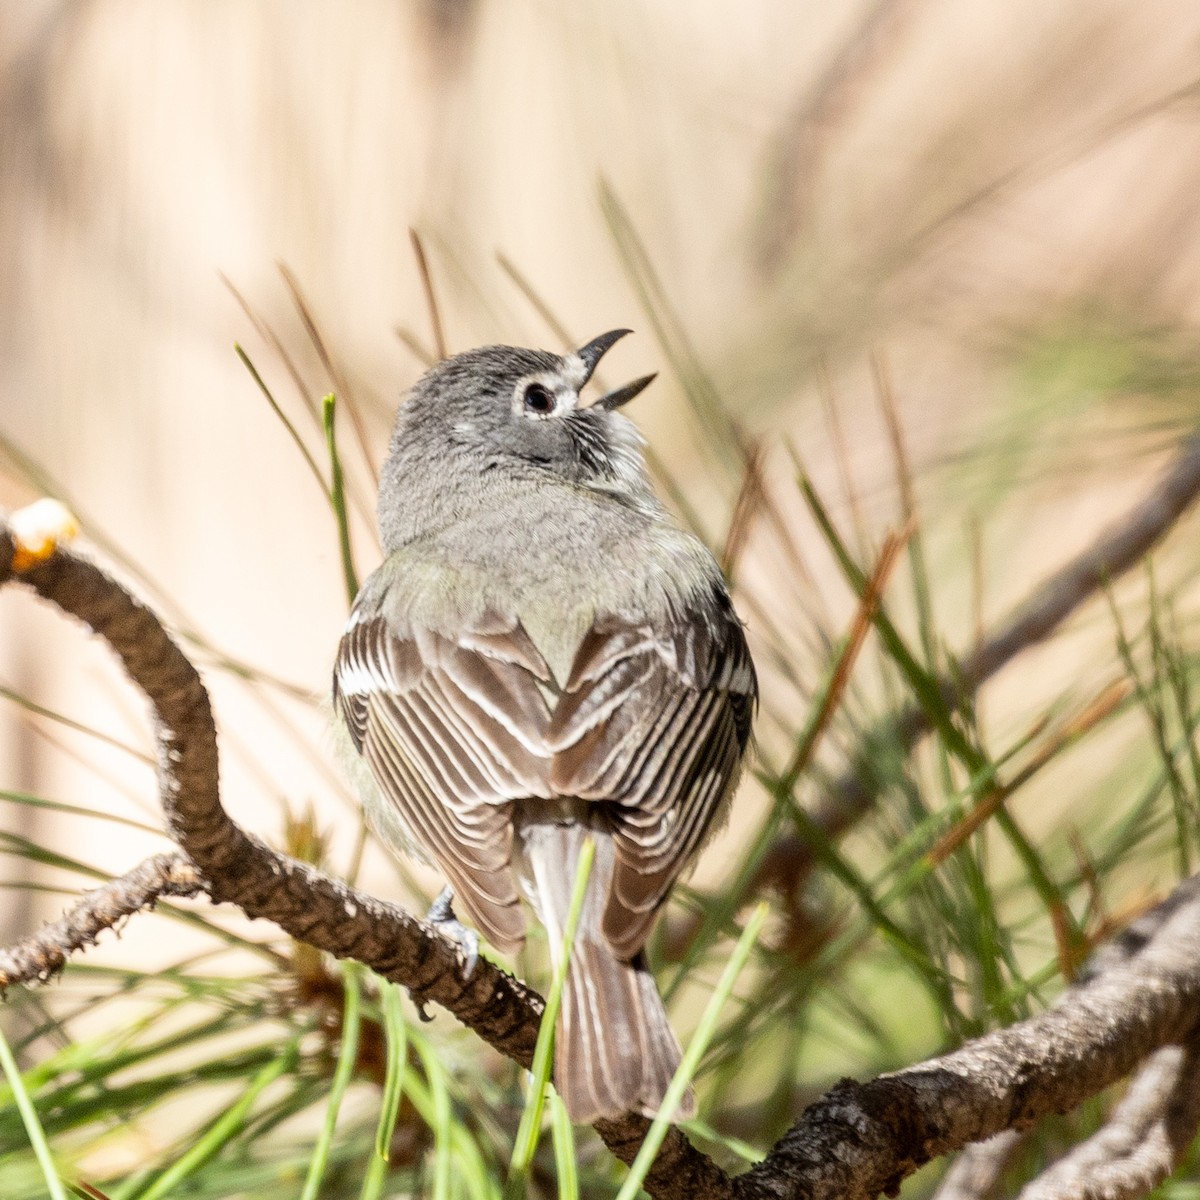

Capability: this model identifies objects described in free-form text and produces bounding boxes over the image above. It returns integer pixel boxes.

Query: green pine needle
[548,1090,579,1200]
[322,392,360,604]
[0,1020,69,1200]
[133,1036,300,1200]
[360,979,408,1200]
[234,344,328,498]
[300,962,363,1200]
[615,901,770,1200]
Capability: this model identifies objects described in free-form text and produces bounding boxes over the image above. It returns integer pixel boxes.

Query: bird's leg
[426,885,480,979]
[410,887,480,1021]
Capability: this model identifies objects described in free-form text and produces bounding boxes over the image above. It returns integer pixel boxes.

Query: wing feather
[605,714,741,956]
[334,609,555,953]
[614,689,720,818]
[365,696,514,891]
[589,689,699,804]
[550,596,756,959]
[363,713,505,899]
[606,689,696,798]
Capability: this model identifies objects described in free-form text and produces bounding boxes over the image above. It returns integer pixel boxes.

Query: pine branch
[1017,1040,1200,1200]
[0,531,545,1070]
[730,872,1200,1199]
[0,852,201,988]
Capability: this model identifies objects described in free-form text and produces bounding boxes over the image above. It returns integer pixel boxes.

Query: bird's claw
[427,885,479,978]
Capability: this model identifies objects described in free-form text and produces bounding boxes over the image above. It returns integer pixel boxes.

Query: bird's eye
[523,383,556,415]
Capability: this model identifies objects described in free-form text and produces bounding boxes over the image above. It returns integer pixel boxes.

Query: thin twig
[409,229,447,361]
[0,852,202,988]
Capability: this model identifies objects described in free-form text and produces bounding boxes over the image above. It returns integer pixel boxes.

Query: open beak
[594,373,657,411]
[576,328,631,382]
[575,329,657,410]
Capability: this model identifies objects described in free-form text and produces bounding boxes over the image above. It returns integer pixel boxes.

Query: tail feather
[522,821,692,1124]
[558,941,693,1123]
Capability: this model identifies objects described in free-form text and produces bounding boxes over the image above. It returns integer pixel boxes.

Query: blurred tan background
[3,0,1200,967]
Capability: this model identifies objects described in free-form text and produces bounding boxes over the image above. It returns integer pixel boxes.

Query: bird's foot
[426,885,479,980]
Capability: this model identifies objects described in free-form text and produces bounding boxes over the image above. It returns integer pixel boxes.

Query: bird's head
[387,330,657,496]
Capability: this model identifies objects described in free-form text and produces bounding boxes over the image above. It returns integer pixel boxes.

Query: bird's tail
[522,822,693,1124]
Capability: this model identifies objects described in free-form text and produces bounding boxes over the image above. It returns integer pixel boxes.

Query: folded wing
[335,610,556,954]
[336,589,755,964]
[549,600,756,959]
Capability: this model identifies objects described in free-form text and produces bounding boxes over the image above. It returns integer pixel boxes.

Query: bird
[332,329,756,1123]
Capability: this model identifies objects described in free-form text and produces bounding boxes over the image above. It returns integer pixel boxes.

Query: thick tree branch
[731,873,1200,1199]
[1017,1038,1200,1200]
[0,537,545,1070]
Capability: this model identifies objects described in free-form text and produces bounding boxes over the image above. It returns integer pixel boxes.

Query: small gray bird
[333,330,756,1123]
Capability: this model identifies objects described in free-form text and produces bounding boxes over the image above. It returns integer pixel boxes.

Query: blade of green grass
[0,1018,69,1200]
[615,902,769,1200]
[360,979,408,1200]
[277,261,380,494]
[300,962,362,1200]
[505,836,595,1200]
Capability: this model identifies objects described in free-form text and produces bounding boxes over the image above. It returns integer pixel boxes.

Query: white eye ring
[522,382,557,416]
